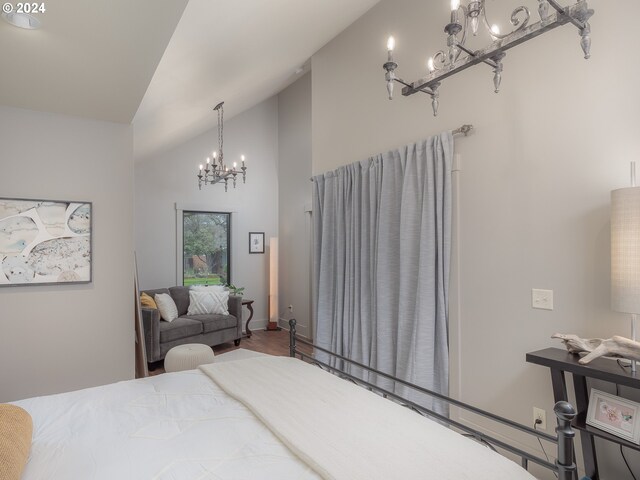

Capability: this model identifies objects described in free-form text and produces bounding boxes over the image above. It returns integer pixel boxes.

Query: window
[182,211,230,286]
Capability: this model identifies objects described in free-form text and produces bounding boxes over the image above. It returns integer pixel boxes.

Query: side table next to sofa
[242,299,255,337]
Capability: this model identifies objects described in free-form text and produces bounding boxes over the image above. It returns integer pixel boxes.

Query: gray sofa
[141,286,242,363]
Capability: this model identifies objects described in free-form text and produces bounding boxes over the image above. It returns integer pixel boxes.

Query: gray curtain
[312,132,453,415]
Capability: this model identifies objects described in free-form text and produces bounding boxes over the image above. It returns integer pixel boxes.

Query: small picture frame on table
[586,388,640,444]
[249,232,265,254]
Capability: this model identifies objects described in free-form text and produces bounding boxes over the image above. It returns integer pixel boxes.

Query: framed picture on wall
[249,232,265,254]
[586,389,640,444]
[0,197,92,287]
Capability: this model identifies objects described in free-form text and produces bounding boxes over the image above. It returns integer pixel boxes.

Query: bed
[8,327,577,480]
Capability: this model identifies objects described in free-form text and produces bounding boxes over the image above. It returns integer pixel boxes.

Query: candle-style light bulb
[427,57,435,72]
[199,164,203,171]
[386,36,395,63]
[233,162,237,169]
[241,155,246,166]
[491,24,500,36]
[206,157,210,164]
[471,15,479,35]
[213,151,217,159]
[450,0,460,23]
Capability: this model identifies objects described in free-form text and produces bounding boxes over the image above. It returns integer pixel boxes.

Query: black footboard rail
[288,319,577,480]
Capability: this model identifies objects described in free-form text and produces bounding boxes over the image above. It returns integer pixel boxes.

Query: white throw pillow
[187,290,215,315]
[187,289,229,315]
[155,293,179,322]
[191,284,226,292]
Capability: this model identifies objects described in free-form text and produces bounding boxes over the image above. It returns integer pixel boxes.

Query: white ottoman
[164,343,215,373]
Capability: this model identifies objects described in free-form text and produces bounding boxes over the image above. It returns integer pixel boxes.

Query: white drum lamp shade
[611,187,640,314]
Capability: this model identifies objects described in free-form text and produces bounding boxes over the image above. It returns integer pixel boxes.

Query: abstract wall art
[0,198,92,286]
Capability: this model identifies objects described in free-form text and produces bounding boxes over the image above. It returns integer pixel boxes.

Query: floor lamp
[611,164,640,373]
[267,237,280,331]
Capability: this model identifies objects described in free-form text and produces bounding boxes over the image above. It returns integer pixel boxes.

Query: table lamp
[611,163,640,373]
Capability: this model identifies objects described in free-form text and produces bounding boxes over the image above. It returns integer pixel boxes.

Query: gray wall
[0,105,134,402]
[311,0,640,478]
[135,98,279,331]
[277,73,313,337]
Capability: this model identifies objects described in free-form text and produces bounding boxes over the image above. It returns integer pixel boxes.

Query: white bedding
[13,351,535,480]
[201,356,535,480]
[14,366,320,480]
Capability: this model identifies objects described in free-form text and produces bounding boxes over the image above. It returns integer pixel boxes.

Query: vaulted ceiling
[0,0,380,161]
[133,0,380,161]
[0,0,188,123]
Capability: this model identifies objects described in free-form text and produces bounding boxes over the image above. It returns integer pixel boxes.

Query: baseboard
[244,318,268,333]
[278,318,311,340]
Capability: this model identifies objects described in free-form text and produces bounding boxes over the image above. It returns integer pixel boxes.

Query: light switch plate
[532,289,553,310]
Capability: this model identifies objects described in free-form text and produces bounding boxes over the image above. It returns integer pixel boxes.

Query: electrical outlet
[533,407,546,430]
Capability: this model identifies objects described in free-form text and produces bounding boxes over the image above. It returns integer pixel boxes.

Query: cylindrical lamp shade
[611,187,640,314]
[269,237,278,323]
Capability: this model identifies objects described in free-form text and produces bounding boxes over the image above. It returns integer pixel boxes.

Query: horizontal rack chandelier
[197,101,247,191]
[383,0,594,115]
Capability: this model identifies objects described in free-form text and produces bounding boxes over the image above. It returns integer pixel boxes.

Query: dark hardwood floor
[214,328,294,356]
[149,328,311,376]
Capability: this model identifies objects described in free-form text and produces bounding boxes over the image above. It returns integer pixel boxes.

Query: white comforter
[14,351,536,480]
[14,366,320,480]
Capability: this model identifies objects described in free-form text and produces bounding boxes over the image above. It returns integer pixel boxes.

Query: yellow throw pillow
[140,292,157,309]
[0,404,33,480]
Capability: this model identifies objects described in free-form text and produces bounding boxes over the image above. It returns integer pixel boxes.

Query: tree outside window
[183,211,230,286]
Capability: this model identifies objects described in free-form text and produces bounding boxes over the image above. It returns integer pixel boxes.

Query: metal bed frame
[288,319,578,480]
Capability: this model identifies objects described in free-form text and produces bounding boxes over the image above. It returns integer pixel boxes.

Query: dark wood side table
[242,300,255,338]
[527,347,640,480]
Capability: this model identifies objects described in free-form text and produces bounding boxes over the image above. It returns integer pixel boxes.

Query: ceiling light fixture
[2,12,41,29]
[197,102,247,192]
[383,0,594,115]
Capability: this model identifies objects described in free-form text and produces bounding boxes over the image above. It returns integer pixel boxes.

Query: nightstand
[527,347,640,480]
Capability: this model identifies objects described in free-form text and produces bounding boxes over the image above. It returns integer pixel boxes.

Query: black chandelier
[383,0,594,115]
